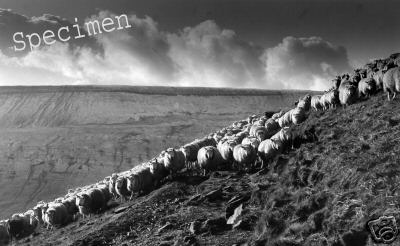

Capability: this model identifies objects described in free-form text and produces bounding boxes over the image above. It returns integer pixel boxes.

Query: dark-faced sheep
[0,220,9,245]
[383,67,400,101]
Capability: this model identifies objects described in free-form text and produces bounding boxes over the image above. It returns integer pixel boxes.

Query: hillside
[14,92,400,246]
[0,86,313,219]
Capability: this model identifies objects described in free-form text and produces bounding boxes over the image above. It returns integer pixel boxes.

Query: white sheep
[233,144,257,170]
[290,107,307,125]
[311,95,323,111]
[339,81,357,106]
[383,66,400,100]
[257,139,281,167]
[278,110,293,128]
[241,136,260,150]
[197,146,224,175]
[76,188,106,218]
[126,167,154,199]
[163,148,186,177]
[264,119,280,138]
[108,173,119,199]
[114,176,131,202]
[43,202,71,229]
[249,125,267,142]
[217,138,238,163]
[373,70,384,90]
[358,78,377,98]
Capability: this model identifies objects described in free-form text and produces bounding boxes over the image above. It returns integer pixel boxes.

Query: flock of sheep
[0,53,399,245]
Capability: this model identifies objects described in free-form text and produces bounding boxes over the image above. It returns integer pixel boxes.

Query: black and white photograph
[0,0,399,245]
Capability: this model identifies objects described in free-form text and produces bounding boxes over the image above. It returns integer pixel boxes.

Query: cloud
[0,9,352,90]
[263,36,352,90]
[166,20,265,87]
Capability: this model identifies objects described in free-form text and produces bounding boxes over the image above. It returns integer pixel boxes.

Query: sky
[0,0,398,90]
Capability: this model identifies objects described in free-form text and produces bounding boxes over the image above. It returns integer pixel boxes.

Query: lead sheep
[197,146,224,175]
[383,66,400,100]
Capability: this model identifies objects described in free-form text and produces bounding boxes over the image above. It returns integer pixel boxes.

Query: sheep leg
[388,91,391,101]
[392,92,397,100]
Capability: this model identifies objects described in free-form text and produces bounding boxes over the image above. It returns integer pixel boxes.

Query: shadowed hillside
[14,91,400,246]
[0,86,314,218]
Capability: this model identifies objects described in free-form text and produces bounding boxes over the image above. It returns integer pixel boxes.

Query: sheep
[114,176,131,202]
[278,110,292,128]
[0,220,9,245]
[271,110,285,120]
[339,81,358,106]
[22,210,39,232]
[147,158,168,185]
[373,70,385,90]
[217,138,238,164]
[383,67,400,101]
[76,188,106,218]
[249,125,267,142]
[60,196,79,220]
[320,89,339,110]
[32,201,46,224]
[332,76,342,90]
[233,144,257,171]
[297,94,311,111]
[126,167,154,199]
[197,146,224,175]
[311,95,323,111]
[271,127,294,150]
[43,203,71,229]
[358,78,377,98]
[7,213,31,239]
[264,119,280,138]
[257,139,281,167]
[290,107,307,125]
[163,148,186,177]
[241,136,260,150]
[109,173,119,199]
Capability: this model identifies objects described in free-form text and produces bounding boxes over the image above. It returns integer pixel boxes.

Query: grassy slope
[15,93,400,246]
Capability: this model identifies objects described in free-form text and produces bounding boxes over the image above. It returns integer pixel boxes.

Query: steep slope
[16,92,400,246]
[0,86,313,218]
